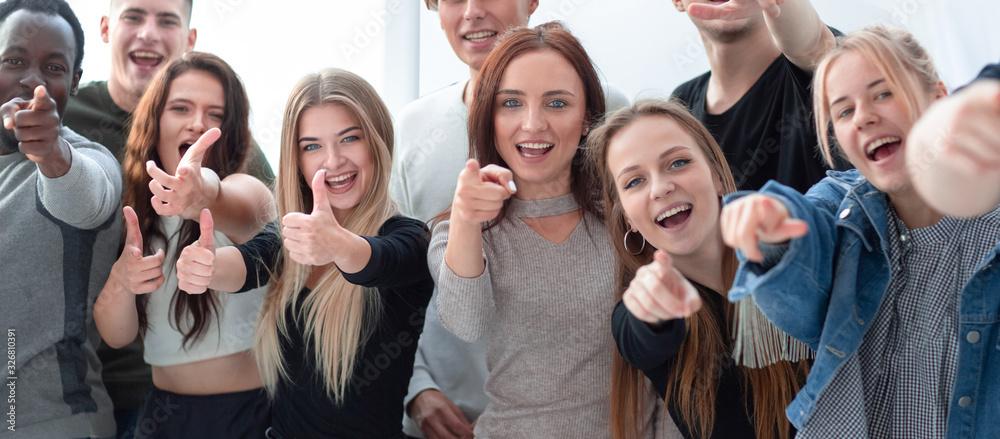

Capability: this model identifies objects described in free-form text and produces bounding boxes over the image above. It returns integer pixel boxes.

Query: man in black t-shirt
[669,0,846,192]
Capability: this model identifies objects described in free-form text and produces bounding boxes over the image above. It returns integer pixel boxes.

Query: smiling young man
[670,0,845,192]
[0,1,121,437]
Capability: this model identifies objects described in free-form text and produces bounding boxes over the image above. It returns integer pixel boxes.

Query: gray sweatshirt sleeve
[36,127,122,229]
[428,219,495,343]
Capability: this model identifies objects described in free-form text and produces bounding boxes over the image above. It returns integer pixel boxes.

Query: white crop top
[143,215,266,367]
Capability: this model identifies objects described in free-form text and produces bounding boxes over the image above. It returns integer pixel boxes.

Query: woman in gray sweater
[429,23,656,438]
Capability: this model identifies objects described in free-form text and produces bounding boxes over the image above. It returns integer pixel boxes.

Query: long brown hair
[467,21,606,229]
[587,99,806,439]
[254,69,397,403]
[122,52,252,349]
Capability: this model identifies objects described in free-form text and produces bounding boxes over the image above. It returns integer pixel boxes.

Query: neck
[511,170,572,201]
[701,26,780,112]
[888,187,943,229]
[107,77,140,113]
[672,232,727,295]
[464,67,480,109]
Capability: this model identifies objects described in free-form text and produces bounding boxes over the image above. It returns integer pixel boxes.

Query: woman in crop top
[94,52,276,439]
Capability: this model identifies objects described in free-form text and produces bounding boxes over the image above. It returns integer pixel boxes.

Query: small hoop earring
[624,230,646,255]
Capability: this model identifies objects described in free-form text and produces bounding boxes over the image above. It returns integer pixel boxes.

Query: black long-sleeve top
[236,216,434,439]
[612,285,792,439]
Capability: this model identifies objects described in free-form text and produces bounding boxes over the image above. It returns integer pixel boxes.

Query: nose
[136,18,159,43]
[187,111,208,135]
[649,173,675,200]
[853,100,879,131]
[19,69,43,93]
[521,104,547,134]
[464,0,485,20]
[325,145,346,169]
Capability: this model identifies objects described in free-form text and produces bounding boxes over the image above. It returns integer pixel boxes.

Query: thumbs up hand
[450,159,517,226]
[146,128,222,220]
[281,169,349,266]
[177,209,217,294]
[112,206,166,295]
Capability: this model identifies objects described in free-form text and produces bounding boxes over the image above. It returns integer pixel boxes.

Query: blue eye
[501,98,519,108]
[624,177,643,190]
[875,91,892,100]
[342,135,360,143]
[669,159,691,169]
[838,107,854,119]
[549,99,567,108]
[302,143,320,151]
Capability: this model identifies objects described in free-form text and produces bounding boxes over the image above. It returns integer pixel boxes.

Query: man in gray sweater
[0,1,121,437]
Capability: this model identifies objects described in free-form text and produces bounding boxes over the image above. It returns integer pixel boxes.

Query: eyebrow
[616,146,687,179]
[496,89,576,97]
[830,78,886,107]
[121,8,182,22]
[297,126,360,143]
[167,98,224,111]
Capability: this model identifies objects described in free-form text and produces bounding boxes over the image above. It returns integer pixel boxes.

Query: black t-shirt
[237,216,434,439]
[612,285,798,439]
[978,61,1000,81]
[672,53,849,193]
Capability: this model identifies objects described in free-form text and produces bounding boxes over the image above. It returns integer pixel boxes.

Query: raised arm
[1,86,121,229]
[94,206,166,348]
[145,127,276,244]
[689,0,836,71]
[907,77,1000,217]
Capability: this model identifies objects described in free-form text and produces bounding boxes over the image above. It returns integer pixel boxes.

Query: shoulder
[397,81,466,125]
[671,72,710,101]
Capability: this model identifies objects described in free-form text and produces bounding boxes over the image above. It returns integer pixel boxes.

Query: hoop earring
[624,230,646,255]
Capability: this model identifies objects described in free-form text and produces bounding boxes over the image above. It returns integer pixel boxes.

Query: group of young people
[3,0,999,439]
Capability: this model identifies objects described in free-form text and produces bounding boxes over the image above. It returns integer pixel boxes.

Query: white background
[63,0,1000,170]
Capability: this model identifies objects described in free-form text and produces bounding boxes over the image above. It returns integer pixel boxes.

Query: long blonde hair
[588,99,805,439]
[255,69,397,403]
[813,26,941,167]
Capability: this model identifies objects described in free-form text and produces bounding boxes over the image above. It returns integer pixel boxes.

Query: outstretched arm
[689,0,836,71]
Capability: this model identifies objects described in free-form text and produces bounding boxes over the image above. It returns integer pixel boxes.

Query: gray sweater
[431,194,617,438]
[0,127,121,438]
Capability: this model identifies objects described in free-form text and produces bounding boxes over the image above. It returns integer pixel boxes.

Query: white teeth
[517,143,553,150]
[326,172,356,184]
[866,136,900,156]
[465,31,497,42]
[132,51,162,59]
[655,205,691,223]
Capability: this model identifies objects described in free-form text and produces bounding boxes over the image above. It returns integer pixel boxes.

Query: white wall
[60,0,1000,170]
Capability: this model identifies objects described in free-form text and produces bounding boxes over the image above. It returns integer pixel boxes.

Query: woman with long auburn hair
[429,22,638,437]
[94,52,276,438]
[588,99,809,439]
[722,27,1000,438]
[175,68,433,438]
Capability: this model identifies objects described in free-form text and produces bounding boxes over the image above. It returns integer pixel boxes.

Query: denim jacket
[726,169,1000,439]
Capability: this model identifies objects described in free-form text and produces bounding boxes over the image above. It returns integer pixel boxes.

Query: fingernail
[508,181,517,192]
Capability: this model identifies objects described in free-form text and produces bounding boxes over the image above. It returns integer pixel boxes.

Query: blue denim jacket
[726,169,1000,439]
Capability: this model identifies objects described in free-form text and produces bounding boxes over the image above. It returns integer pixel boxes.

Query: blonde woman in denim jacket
[722,27,1000,439]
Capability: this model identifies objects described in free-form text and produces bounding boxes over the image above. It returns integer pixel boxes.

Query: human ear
[100,16,110,44]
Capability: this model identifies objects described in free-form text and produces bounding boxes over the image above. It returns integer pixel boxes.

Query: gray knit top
[430,193,617,438]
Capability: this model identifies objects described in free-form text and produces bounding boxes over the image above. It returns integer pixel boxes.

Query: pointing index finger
[180,127,220,171]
